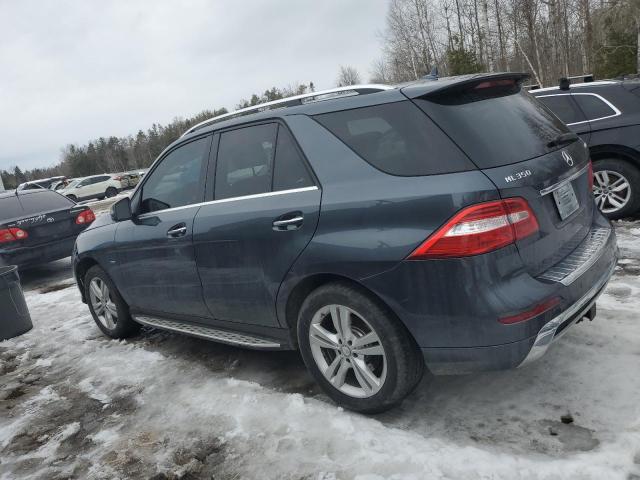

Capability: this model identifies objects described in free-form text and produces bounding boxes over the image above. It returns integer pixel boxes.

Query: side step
[133,315,281,349]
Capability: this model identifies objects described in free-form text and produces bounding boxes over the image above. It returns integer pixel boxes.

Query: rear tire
[105,187,117,198]
[592,159,640,219]
[84,265,139,339]
[66,194,77,202]
[297,282,424,413]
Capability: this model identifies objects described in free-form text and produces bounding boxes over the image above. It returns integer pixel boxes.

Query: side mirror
[111,197,132,222]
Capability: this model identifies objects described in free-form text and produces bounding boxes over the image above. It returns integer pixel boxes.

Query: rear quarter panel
[277,114,500,327]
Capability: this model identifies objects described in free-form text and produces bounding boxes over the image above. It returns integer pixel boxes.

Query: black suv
[73,73,617,412]
[532,79,640,218]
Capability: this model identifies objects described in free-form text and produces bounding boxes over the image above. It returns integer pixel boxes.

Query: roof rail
[181,84,394,137]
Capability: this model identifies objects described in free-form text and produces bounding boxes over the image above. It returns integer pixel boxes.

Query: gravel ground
[0,222,639,480]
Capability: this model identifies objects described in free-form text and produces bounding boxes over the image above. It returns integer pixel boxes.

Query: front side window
[215,123,277,200]
[573,94,617,120]
[536,95,585,124]
[140,136,210,213]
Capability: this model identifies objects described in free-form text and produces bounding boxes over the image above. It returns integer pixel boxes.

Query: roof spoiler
[401,72,530,99]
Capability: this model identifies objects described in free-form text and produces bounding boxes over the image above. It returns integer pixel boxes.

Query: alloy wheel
[593,169,631,214]
[89,277,118,329]
[308,304,387,398]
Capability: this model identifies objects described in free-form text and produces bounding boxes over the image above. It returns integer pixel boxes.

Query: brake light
[587,160,594,192]
[0,227,29,244]
[407,198,539,259]
[75,209,96,225]
[474,79,516,90]
[499,297,561,325]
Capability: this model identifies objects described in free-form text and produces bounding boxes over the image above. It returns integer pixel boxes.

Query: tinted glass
[537,95,585,124]
[314,101,474,176]
[573,94,616,120]
[273,126,314,191]
[215,123,277,200]
[140,136,209,213]
[416,89,571,168]
[18,191,73,213]
[1,192,72,220]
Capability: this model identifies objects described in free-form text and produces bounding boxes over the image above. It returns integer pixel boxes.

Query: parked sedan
[1,189,95,268]
[58,174,124,202]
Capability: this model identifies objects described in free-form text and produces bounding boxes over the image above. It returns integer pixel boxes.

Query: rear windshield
[0,196,22,220]
[415,88,571,169]
[0,191,73,221]
[313,101,475,176]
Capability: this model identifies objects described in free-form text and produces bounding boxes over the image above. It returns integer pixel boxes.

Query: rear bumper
[362,214,618,374]
[0,235,77,268]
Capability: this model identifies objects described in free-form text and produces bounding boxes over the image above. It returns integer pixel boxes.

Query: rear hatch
[0,191,90,250]
[404,75,594,275]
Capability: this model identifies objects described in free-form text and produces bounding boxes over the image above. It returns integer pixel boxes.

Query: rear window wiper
[547,132,578,149]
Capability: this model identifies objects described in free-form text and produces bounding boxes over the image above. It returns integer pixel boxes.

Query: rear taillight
[499,297,561,325]
[407,198,539,259]
[75,209,96,225]
[0,227,29,244]
[587,160,594,192]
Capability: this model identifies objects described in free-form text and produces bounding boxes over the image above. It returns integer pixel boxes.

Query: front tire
[66,194,77,202]
[297,282,424,413]
[105,187,118,198]
[84,265,139,339]
[592,159,640,219]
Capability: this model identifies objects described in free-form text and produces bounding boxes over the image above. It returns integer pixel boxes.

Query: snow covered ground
[1,223,639,479]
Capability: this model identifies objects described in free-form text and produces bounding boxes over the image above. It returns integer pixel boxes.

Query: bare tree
[336,65,362,86]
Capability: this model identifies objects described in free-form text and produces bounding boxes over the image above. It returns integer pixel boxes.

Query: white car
[58,174,123,202]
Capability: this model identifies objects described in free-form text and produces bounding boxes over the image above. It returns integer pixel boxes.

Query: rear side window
[273,126,314,191]
[314,101,474,176]
[416,89,571,169]
[536,95,585,124]
[18,191,73,213]
[215,124,277,200]
[573,94,617,120]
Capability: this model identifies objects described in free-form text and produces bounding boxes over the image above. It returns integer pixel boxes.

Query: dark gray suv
[73,73,617,412]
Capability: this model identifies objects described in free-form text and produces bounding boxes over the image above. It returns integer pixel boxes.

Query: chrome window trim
[136,186,319,219]
[539,163,590,196]
[536,92,621,126]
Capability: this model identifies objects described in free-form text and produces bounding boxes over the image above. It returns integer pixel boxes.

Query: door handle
[272,215,304,231]
[167,224,187,237]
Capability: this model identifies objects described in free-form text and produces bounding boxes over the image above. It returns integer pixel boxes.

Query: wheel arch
[281,272,414,349]
[75,256,100,303]
[589,144,640,166]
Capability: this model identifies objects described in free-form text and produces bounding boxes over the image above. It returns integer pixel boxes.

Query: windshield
[65,179,81,189]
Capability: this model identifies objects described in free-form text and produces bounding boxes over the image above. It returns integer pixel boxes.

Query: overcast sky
[0,0,388,171]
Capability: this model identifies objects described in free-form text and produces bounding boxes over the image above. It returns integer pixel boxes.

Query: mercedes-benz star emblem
[562,151,574,167]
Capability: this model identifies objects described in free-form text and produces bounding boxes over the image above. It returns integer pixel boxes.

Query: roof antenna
[423,66,439,81]
[559,77,570,90]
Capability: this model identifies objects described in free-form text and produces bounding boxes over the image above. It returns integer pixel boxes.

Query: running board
[133,315,281,349]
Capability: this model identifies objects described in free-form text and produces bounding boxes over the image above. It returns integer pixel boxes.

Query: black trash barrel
[0,265,32,340]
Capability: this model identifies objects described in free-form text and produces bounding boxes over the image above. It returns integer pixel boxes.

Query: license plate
[553,182,579,220]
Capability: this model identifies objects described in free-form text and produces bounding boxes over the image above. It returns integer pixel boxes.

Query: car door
[73,178,91,198]
[112,135,213,318]
[193,122,321,327]
[535,93,592,143]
